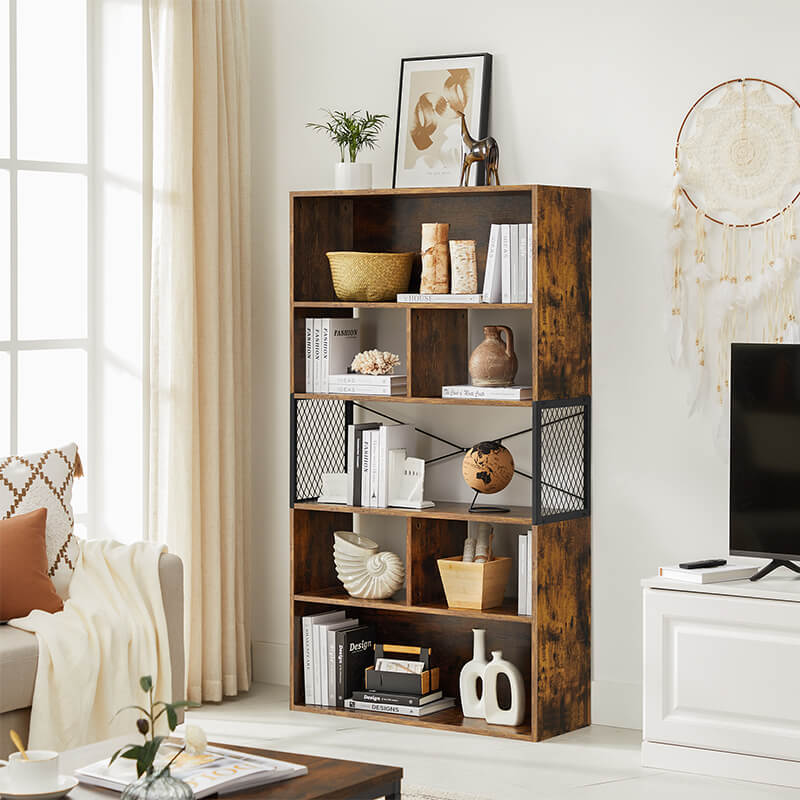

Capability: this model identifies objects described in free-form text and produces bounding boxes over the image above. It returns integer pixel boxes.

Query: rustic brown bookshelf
[289,185,591,741]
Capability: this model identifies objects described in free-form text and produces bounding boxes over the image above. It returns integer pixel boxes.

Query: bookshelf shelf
[289,185,591,742]
[293,393,532,407]
[293,589,530,624]
[293,500,534,525]
[293,301,534,310]
[289,702,534,741]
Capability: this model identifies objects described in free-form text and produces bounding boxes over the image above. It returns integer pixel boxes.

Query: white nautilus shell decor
[333,531,405,600]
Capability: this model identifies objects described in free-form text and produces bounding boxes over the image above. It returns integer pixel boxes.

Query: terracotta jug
[468,325,517,387]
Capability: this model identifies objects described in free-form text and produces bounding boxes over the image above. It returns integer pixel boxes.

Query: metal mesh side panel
[294,398,347,502]
[538,401,588,522]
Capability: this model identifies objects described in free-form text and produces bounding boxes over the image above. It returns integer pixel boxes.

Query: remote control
[679,559,727,570]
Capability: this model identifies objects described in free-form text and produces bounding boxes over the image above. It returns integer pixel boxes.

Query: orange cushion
[0,508,63,621]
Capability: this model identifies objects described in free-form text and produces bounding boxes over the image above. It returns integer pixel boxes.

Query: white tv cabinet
[642,574,800,788]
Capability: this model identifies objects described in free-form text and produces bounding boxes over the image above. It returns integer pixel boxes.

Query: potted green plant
[110,675,201,799]
[306,108,388,190]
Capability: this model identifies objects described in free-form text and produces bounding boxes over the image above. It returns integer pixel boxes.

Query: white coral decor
[184,724,207,755]
[350,349,400,376]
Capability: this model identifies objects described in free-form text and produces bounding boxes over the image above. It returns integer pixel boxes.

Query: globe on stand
[462,441,514,513]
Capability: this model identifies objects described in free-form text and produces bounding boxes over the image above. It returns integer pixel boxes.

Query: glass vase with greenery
[306,108,389,163]
[110,675,201,800]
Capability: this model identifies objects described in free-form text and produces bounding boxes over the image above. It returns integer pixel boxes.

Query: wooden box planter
[437,556,513,610]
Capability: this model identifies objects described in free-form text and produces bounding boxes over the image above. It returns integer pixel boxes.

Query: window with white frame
[1,0,146,542]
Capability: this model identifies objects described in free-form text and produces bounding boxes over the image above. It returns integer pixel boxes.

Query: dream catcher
[668,78,800,444]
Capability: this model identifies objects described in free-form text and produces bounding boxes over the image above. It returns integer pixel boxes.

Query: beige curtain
[148,0,251,703]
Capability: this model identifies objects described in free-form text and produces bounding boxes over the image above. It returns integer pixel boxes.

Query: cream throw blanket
[9,539,172,751]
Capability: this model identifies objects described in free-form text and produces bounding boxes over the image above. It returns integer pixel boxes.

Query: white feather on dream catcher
[668,77,800,450]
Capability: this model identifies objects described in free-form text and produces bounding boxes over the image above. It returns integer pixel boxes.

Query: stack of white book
[347,422,415,507]
[328,373,407,396]
[304,317,361,393]
[518,530,533,616]
[483,223,533,304]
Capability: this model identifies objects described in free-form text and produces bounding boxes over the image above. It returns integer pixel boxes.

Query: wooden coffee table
[62,738,402,800]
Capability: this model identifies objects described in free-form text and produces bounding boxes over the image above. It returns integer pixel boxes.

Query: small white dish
[0,769,78,799]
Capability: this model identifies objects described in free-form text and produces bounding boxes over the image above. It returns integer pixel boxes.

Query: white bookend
[361,432,372,507]
[510,224,519,303]
[368,430,379,507]
[482,224,502,303]
[500,224,512,303]
[305,319,313,392]
[312,319,322,394]
[323,318,361,393]
[378,424,415,508]
[518,534,527,616]
[303,610,345,704]
[518,224,527,304]
[526,223,533,303]
[526,530,533,615]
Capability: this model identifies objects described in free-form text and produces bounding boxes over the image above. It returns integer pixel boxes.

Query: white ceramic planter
[459,628,489,718]
[334,162,372,190]
[483,650,526,726]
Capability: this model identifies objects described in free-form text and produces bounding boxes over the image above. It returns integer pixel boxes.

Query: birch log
[420,222,450,294]
[449,239,478,294]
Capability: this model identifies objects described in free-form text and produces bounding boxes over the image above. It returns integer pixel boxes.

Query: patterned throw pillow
[0,443,83,598]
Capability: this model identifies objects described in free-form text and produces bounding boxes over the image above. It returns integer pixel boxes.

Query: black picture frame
[392,53,492,189]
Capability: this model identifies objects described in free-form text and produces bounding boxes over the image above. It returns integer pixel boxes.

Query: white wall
[247,0,800,728]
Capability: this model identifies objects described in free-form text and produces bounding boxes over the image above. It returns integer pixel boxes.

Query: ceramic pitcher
[468,325,518,387]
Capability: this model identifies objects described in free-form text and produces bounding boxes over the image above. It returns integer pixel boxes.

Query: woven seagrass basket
[326,251,414,302]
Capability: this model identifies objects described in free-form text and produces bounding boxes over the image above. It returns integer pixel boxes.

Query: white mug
[0,750,60,792]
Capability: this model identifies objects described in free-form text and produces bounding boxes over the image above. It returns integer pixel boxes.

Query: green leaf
[109,745,139,766]
[166,704,177,731]
[112,704,150,720]
[120,747,143,760]
[139,675,153,693]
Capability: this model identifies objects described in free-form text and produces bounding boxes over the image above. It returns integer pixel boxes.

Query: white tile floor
[183,683,790,799]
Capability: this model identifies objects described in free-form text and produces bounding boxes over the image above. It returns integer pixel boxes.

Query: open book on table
[74,742,307,797]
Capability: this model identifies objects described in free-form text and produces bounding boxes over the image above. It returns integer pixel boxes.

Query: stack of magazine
[75,742,307,797]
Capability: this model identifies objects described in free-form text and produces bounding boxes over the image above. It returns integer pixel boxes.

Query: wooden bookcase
[289,185,591,741]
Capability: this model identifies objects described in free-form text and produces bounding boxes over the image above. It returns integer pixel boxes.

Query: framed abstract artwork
[392,53,492,188]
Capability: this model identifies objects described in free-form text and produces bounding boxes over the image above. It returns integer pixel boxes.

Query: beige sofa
[0,552,185,759]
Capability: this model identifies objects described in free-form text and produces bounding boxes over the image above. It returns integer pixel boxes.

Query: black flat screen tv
[730,343,800,561]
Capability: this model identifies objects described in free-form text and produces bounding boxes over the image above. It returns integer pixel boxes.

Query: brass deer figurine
[457,112,499,186]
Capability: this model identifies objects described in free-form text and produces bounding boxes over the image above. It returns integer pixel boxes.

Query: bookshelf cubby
[289,185,591,741]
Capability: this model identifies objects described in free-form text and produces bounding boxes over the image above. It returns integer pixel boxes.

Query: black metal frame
[290,394,591,527]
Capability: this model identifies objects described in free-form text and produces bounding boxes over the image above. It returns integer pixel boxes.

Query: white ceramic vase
[483,650,526,726]
[334,162,372,190]
[459,628,488,718]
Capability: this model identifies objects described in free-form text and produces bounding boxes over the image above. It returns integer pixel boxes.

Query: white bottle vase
[334,162,372,190]
[459,628,488,718]
[483,650,526,726]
